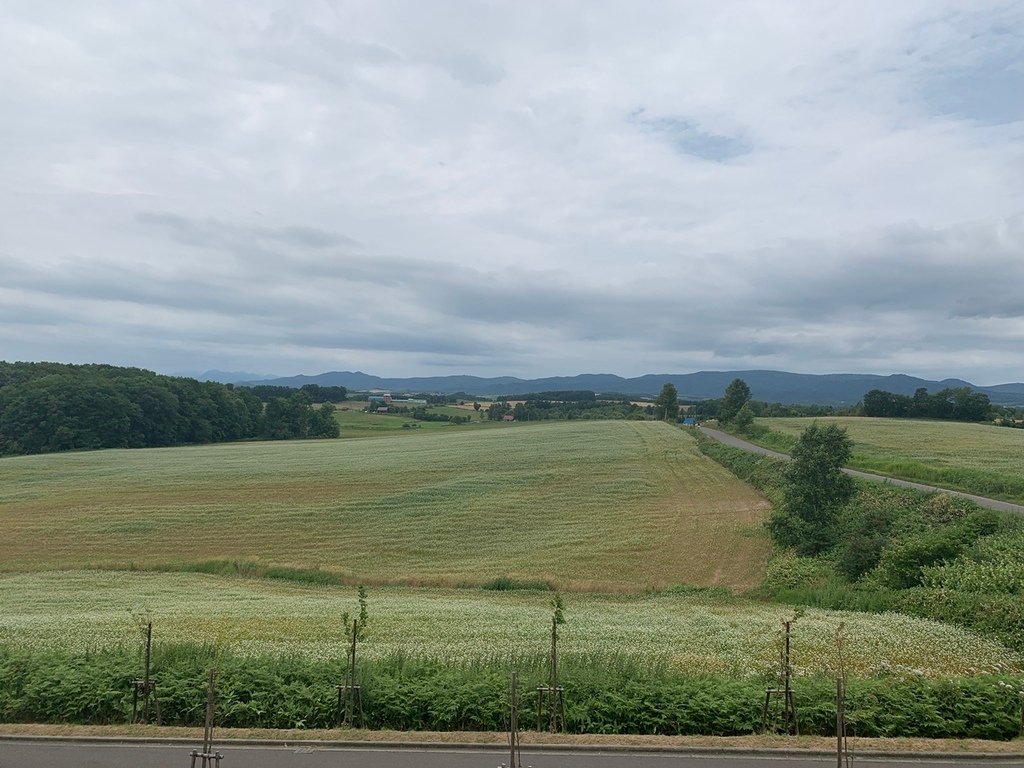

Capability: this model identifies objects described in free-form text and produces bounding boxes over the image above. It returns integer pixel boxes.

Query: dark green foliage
[767,423,854,555]
[488,398,646,422]
[654,383,679,422]
[243,384,347,403]
[862,386,991,422]
[732,402,755,433]
[480,576,554,591]
[876,529,968,589]
[718,378,752,423]
[150,560,350,587]
[1,646,1021,738]
[0,361,341,456]
[260,394,338,440]
[697,434,1024,651]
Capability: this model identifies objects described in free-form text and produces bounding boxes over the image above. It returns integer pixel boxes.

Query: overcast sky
[2,2,1023,383]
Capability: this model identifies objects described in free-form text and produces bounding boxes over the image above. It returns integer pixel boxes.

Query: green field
[333,404,494,437]
[0,421,770,590]
[2,571,1016,678]
[752,417,1024,503]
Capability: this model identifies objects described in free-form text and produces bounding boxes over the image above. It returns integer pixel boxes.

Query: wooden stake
[509,672,520,768]
[836,677,845,768]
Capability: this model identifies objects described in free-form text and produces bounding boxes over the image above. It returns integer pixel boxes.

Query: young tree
[718,378,751,423]
[768,422,854,555]
[654,382,679,421]
[733,402,755,433]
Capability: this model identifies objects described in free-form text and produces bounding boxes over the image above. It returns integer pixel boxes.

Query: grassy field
[2,571,1016,678]
[0,421,770,590]
[752,417,1024,503]
[333,404,493,437]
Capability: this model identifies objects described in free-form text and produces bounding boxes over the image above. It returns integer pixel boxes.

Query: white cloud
[0,1,1022,382]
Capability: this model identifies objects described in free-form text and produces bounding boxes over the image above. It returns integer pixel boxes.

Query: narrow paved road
[698,426,1024,515]
[0,740,1018,768]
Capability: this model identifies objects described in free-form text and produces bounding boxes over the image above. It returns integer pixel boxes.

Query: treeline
[381,405,471,424]
[488,398,645,421]
[242,383,347,403]
[0,362,337,456]
[863,387,991,421]
[498,390,598,402]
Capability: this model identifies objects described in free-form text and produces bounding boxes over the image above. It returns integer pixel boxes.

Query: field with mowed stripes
[0,420,770,591]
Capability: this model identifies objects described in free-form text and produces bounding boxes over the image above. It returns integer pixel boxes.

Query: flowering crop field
[1,571,1017,679]
[0,421,770,590]
[753,417,1024,502]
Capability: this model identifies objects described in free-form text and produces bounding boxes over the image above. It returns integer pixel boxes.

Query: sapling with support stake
[337,585,368,727]
[835,622,851,768]
[762,610,801,735]
[536,592,566,733]
[501,671,531,768]
[128,608,161,725]
[189,668,223,767]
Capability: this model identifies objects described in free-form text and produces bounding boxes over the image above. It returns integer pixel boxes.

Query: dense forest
[0,362,337,456]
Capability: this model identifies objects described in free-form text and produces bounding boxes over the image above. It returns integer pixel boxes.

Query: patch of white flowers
[0,571,1019,679]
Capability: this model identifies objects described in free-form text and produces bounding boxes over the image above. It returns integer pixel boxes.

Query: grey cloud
[136,213,358,251]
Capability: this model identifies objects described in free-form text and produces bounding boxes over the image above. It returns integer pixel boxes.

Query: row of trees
[243,384,348,403]
[862,387,991,421]
[0,362,337,455]
[488,398,646,421]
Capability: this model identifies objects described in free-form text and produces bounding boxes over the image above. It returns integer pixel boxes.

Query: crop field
[753,417,1024,503]
[0,421,770,590]
[333,405,495,436]
[2,571,1017,679]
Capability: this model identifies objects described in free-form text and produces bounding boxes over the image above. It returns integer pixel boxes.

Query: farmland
[333,403,498,437]
[1,571,1016,678]
[752,416,1024,503]
[0,420,770,590]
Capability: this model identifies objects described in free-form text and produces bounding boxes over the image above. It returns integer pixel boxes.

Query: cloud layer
[1,1,1022,382]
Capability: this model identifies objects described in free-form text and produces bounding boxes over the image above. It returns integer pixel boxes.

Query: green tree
[654,382,679,421]
[718,378,751,423]
[733,402,754,433]
[768,422,854,555]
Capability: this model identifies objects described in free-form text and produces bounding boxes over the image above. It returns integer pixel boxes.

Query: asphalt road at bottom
[0,742,1017,768]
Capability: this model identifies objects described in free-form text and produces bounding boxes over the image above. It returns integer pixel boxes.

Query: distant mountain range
[237,370,1024,406]
[183,369,279,384]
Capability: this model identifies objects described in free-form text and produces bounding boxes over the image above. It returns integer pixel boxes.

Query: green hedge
[1,647,1020,738]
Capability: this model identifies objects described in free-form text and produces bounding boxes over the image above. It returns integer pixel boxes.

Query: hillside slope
[0,421,770,590]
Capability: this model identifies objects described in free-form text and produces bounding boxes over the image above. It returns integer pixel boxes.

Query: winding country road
[698,426,1024,515]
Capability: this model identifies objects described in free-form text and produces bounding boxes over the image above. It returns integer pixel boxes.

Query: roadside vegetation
[741,416,1024,503]
[2,571,1021,737]
[697,433,1024,652]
